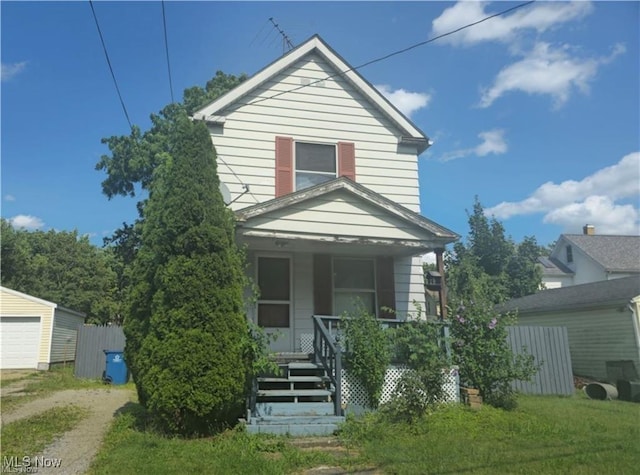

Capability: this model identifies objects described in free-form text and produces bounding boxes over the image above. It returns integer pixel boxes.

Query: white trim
[0,286,86,318]
[236,177,459,241]
[1,286,57,309]
[46,308,55,364]
[193,36,428,148]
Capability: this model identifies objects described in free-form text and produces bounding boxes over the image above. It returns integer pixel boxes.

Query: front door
[257,256,292,352]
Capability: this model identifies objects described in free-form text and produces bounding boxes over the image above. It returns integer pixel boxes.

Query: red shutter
[376,256,396,319]
[338,142,356,181]
[275,136,293,197]
[313,254,333,315]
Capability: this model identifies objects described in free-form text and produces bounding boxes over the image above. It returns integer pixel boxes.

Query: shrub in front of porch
[382,320,450,422]
[449,301,538,409]
[342,305,391,409]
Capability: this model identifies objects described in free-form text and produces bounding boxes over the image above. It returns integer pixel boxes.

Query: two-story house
[193,35,458,353]
[540,225,640,289]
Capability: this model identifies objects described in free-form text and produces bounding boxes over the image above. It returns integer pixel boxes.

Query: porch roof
[235,177,459,256]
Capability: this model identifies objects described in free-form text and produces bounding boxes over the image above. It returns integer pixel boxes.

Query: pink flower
[488,318,497,330]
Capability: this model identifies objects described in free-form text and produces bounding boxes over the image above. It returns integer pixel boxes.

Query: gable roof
[499,275,640,314]
[192,35,430,153]
[538,256,574,276]
[560,234,640,272]
[0,286,86,318]
[235,176,459,244]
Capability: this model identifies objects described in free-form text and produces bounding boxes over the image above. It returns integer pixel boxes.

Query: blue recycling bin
[103,350,128,385]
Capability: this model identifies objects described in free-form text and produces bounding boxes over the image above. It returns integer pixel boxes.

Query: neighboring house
[193,35,458,352]
[539,225,640,289]
[500,276,640,382]
[0,286,86,370]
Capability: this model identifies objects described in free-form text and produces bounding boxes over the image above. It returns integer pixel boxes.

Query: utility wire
[248,0,535,107]
[161,0,175,103]
[89,0,132,129]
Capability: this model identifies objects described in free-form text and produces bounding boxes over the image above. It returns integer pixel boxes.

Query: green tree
[449,301,538,409]
[95,72,246,201]
[1,220,118,323]
[124,112,250,436]
[446,197,544,304]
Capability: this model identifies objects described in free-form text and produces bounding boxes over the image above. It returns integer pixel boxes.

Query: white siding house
[194,36,458,351]
[502,276,640,381]
[0,286,85,370]
[540,226,640,289]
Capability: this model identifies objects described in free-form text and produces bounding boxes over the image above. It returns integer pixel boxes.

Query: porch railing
[312,315,451,416]
[312,315,343,416]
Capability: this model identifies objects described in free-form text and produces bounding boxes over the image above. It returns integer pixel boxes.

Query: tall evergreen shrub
[124,113,250,435]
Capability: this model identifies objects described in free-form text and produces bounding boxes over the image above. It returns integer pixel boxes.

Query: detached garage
[1,286,85,370]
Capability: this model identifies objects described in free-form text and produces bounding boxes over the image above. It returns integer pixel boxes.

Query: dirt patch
[2,387,133,474]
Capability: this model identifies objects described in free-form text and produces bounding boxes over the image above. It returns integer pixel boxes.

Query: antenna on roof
[269,17,295,54]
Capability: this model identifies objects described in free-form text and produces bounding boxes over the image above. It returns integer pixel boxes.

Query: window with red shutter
[338,142,356,181]
[275,136,294,197]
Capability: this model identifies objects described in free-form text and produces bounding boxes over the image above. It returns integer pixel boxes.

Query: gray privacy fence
[507,326,574,396]
[74,325,126,379]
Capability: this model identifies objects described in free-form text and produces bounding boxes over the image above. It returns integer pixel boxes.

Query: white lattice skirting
[341,366,460,408]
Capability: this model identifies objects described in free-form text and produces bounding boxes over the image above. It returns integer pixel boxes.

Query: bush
[449,300,538,409]
[124,114,251,435]
[383,320,450,422]
[342,305,391,409]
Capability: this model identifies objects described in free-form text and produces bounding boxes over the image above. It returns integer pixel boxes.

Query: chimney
[583,224,595,235]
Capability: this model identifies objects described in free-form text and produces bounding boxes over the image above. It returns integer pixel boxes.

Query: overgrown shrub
[342,305,390,409]
[124,114,251,435]
[449,300,538,409]
[383,319,450,422]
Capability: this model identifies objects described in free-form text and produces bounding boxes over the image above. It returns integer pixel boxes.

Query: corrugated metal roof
[499,275,640,314]
[562,234,640,272]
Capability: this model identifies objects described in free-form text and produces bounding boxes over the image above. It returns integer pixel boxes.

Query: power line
[161,0,175,103]
[89,0,132,129]
[248,1,535,107]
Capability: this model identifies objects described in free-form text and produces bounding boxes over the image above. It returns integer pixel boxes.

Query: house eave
[192,35,427,143]
[235,177,459,242]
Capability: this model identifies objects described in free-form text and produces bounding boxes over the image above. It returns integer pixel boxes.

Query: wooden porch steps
[245,354,344,436]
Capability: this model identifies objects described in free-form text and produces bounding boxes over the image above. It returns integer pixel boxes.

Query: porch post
[435,249,447,320]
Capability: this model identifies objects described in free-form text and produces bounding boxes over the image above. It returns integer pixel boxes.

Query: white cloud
[9,214,45,230]
[487,152,640,235]
[375,84,431,117]
[479,42,626,108]
[543,196,639,235]
[4,195,16,202]
[1,61,27,81]
[439,129,507,162]
[431,1,593,47]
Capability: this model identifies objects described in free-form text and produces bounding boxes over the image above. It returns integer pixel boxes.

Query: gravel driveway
[2,385,132,475]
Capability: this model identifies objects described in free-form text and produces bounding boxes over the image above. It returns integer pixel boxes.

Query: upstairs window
[275,137,355,197]
[566,245,573,263]
[295,142,336,190]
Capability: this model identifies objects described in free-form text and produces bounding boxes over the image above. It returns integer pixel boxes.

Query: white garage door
[1,316,41,369]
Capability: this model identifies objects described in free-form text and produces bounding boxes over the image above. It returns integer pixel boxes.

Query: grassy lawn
[88,403,367,475]
[1,406,88,458]
[1,367,122,413]
[88,394,640,475]
[341,394,640,474]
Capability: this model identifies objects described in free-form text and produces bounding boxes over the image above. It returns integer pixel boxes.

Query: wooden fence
[74,325,126,379]
[507,326,574,396]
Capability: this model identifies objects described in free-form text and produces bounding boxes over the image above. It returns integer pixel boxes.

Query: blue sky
[2,1,639,251]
